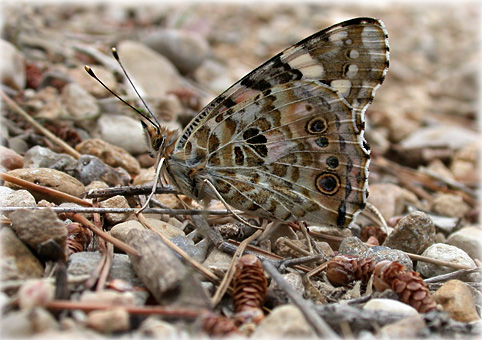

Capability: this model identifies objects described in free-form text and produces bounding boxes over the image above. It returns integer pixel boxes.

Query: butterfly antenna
[111,47,161,128]
[84,65,159,128]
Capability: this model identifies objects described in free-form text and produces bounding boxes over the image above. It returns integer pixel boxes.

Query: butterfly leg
[201,179,262,230]
[136,157,165,214]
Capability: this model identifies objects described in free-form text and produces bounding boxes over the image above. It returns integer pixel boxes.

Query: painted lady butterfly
[141,17,389,228]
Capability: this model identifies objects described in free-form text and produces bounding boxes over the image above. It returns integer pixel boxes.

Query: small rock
[75,138,140,175]
[367,183,419,221]
[433,280,480,322]
[4,168,85,203]
[142,29,210,74]
[23,145,77,171]
[399,125,480,150]
[368,246,413,270]
[431,193,470,218]
[25,86,63,121]
[170,235,208,263]
[0,39,26,90]
[7,135,29,154]
[98,195,131,224]
[116,40,184,99]
[110,218,184,244]
[0,145,24,170]
[71,154,130,186]
[203,247,232,273]
[9,208,68,261]
[80,290,136,307]
[61,82,100,119]
[67,252,144,288]
[86,308,130,333]
[379,314,427,338]
[383,211,435,254]
[0,307,58,337]
[94,113,149,156]
[417,243,477,280]
[0,227,44,281]
[338,236,370,256]
[138,316,184,338]
[446,226,482,261]
[364,298,418,316]
[67,65,117,98]
[0,189,36,218]
[18,279,55,310]
[251,304,317,338]
[450,142,479,184]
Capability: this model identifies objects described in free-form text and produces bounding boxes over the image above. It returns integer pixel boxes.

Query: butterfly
[140,17,389,228]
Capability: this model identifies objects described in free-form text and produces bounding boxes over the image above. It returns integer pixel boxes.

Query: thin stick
[0,89,81,159]
[66,213,139,257]
[0,206,234,216]
[46,300,204,317]
[211,229,263,307]
[263,261,340,339]
[0,173,92,207]
[407,253,475,270]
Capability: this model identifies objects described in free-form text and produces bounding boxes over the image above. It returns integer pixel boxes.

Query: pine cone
[232,254,267,324]
[374,260,437,313]
[325,255,376,286]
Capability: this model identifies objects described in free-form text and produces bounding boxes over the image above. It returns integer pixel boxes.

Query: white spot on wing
[345,64,358,78]
[330,79,352,97]
[288,54,314,68]
[349,50,360,59]
[300,64,325,78]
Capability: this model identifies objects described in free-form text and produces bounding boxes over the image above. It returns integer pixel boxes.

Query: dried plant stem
[284,238,313,257]
[0,89,81,159]
[66,213,139,256]
[263,261,340,339]
[96,243,114,291]
[211,229,263,307]
[86,185,177,198]
[424,267,481,283]
[0,173,92,207]
[407,253,475,270]
[46,299,205,317]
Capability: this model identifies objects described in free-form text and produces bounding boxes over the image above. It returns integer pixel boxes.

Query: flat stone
[433,280,480,322]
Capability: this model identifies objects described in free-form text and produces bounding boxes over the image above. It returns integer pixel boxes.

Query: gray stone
[383,211,435,254]
[23,146,77,171]
[142,29,209,74]
[0,39,26,90]
[446,226,482,261]
[61,82,100,119]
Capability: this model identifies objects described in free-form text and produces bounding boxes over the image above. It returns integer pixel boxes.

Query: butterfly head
[141,121,179,159]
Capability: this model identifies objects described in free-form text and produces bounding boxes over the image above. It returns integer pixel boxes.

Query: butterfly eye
[152,137,163,151]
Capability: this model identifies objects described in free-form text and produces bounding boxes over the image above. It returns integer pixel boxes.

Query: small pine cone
[373,260,437,313]
[66,222,92,254]
[232,254,267,324]
[325,255,376,286]
[201,313,238,337]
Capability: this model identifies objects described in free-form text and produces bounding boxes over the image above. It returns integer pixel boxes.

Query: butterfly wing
[166,17,389,227]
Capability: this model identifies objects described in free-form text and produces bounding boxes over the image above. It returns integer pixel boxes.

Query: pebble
[251,304,317,338]
[86,308,130,333]
[363,298,419,316]
[98,195,131,224]
[60,82,100,119]
[67,65,118,98]
[6,135,30,154]
[431,193,470,218]
[378,314,427,338]
[9,208,68,261]
[0,307,58,337]
[450,142,479,183]
[0,227,44,281]
[23,145,77,171]
[93,114,148,156]
[0,39,26,90]
[399,125,479,150]
[18,279,55,310]
[116,40,184,99]
[71,154,130,186]
[202,247,233,273]
[4,168,85,203]
[0,189,36,218]
[110,218,184,244]
[432,280,480,322]
[142,29,210,74]
[75,138,141,175]
[445,226,482,261]
[383,211,435,254]
[0,145,24,170]
[368,246,413,270]
[417,243,477,280]
[67,252,144,288]
[367,183,419,221]
[137,316,184,338]
[170,235,208,263]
